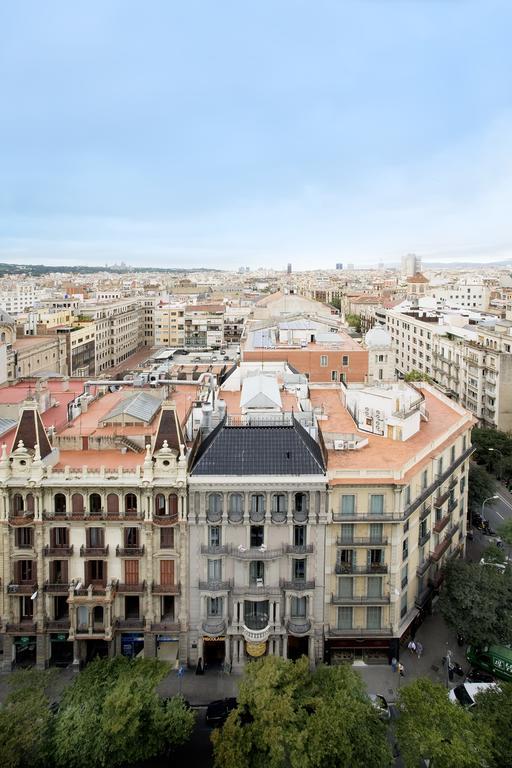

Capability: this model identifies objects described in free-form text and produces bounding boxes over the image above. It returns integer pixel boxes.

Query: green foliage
[498,518,512,546]
[471,427,512,478]
[404,369,432,383]
[473,682,512,768]
[468,464,496,511]
[439,558,512,646]
[330,297,341,310]
[211,656,391,768]
[482,542,507,564]
[53,657,194,768]
[0,669,54,768]
[395,678,492,768]
[345,313,362,333]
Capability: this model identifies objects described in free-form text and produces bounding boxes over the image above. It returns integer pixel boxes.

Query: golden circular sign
[246,640,267,657]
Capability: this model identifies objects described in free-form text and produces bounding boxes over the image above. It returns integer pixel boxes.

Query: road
[478,481,512,531]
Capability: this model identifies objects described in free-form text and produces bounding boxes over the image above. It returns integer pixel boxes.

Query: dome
[365,327,391,348]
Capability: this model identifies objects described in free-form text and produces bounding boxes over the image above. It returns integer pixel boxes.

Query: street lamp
[481,495,499,523]
[488,447,504,479]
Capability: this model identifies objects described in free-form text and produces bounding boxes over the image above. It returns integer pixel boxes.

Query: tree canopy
[438,558,512,647]
[345,313,362,333]
[211,656,391,768]
[468,464,496,512]
[53,657,194,768]
[471,427,512,481]
[473,682,512,768]
[0,669,54,768]
[404,369,432,383]
[395,678,492,768]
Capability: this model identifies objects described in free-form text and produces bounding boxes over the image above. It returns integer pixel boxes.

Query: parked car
[449,682,497,708]
[206,697,238,726]
[465,668,496,684]
[368,693,390,719]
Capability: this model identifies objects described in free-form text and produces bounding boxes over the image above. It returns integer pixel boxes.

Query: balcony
[420,505,432,521]
[151,621,180,633]
[335,563,388,575]
[44,581,70,593]
[9,513,35,526]
[232,584,281,596]
[116,581,146,593]
[286,619,311,635]
[43,545,74,557]
[200,544,229,555]
[5,621,37,633]
[117,618,145,630]
[332,512,398,523]
[280,579,316,591]
[152,582,181,595]
[327,625,393,637]
[153,511,179,526]
[80,545,109,557]
[434,490,450,509]
[7,582,37,594]
[45,618,70,631]
[418,530,431,547]
[241,621,272,643]
[433,515,450,534]
[448,499,458,514]
[230,546,282,560]
[336,537,389,547]
[198,580,232,592]
[116,545,145,557]
[431,538,451,562]
[416,558,432,576]
[283,544,314,555]
[446,523,460,540]
[330,593,391,605]
[202,619,226,637]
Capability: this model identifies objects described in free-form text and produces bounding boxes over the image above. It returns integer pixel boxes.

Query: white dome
[365,327,391,348]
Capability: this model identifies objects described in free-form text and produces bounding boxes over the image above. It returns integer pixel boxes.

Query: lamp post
[488,447,504,480]
[481,495,499,526]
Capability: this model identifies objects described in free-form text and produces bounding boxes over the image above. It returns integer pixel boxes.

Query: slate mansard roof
[191,417,326,476]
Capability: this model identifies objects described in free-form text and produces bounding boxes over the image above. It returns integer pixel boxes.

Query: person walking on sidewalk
[407,640,416,655]
[416,641,423,659]
[398,662,405,677]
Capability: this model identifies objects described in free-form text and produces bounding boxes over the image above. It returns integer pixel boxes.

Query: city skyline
[1,1,512,269]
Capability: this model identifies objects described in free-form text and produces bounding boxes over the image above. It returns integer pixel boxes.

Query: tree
[439,558,512,646]
[471,427,512,475]
[53,657,194,767]
[395,678,491,768]
[404,369,432,383]
[498,518,512,546]
[345,313,362,333]
[473,682,512,768]
[468,464,496,512]
[0,669,54,768]
[211,656,391,768]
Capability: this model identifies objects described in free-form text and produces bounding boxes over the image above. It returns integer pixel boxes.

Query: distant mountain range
[0,262,222,276]
[423,260,512,269]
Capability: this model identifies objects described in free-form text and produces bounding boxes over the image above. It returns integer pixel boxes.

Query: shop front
[121,633,145,658]
[14,635,36,667]
[50,633,73,667]
[203,636,226,667]
[156,634,179,663]
[325,636,397,665]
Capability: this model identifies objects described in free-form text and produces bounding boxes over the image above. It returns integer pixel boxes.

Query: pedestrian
[398,662,405,677]
[407,640,416,654]
[391,656,398,673]
[416,641,423,659]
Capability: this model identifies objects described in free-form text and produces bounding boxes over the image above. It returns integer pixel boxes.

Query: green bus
[466,645,512,682]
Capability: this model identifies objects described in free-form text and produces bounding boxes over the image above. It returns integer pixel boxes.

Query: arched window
[271,493,287,523]
[228,493,243,523]
[168,494,178,521]
[207,493,222,522]
[0,332,5,342]
[155,494,166,516]
[72,493,84,514]
[25,493,35,513]
[54,493,66,515]
[294,492,308,522]
[250,494,265,523]
[107,493,119,516]
[125,494,137,514]
[13,493,24,514]
[89,493,102,514]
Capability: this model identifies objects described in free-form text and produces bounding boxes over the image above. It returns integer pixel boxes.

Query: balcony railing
[433,515,450,534]
[43,545,73,557]
[232,584,281,596]
[44,581,70,593]
[336,537,388,547]
[434,490,451,509]
[116,545,145,556]
[280,579,315,591]
[283,544,314,554]
[415,584,434,609]
[198,580,232,592]
[416,558,432,576]
[420,505,432,521]
[45,618,70,631]
[7,582,37,594]
[286,619,311,635]
[202,619,226,636]
[5,621,37,633]
[330,593,391,605]
[231,546,282,560]
[117,618,145,630]
[116,581,146,593]
[431,538,451,562]
[418,531,431,547]
[332,512,397,522]
[335,563,388,575]
[152,582,181,595]
[151,621,180,632]
[327,625,393,637]
[200,544,229,555]
[448,498,458,514]
[80,545,109,556]
[446,523,460,540]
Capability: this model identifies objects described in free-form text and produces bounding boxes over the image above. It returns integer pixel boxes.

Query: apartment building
[385,304,512,431]
[430,278,491,311]
[184,305,225,349]
[81,300,144,373]
[154,302,186,347]
[55,324,96,377]
[309,380,472,663]
[0,380,205,669]
[0,284,39,315]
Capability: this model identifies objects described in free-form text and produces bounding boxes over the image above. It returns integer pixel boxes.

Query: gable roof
[11,404,52,459]
[191,417,325,476]
[102,392,161,424]
[240,374,282,410]
[153,404,184,453]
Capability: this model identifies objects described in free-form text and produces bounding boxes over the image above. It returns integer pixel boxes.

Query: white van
[449,682,497,708]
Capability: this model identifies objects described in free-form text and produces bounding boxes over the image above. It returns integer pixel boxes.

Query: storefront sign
[203,636,225,642]
[157,635,179,642]
[246,641,266,657]
[50,634,69,642]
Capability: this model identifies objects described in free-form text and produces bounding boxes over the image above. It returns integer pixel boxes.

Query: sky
[1,0,512,270]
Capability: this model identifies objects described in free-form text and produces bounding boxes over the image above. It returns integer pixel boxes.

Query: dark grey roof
[191,417,325,476]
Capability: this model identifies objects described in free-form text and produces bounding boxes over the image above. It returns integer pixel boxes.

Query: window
[294,525,306,547]
[367,576,382,598]
[87,560,105,583]
[369,495,384,516]
[294,493,307,513]
[207,559,222,581]
[160,527,174,549]
[463,434,467,452]
[155,494,166,515]
[422,469,428,490]
[331,371,338,381]
[401,563,408,589]
[337,607,353,629]
[291,596,307,618]
[403,520,409,533]
[208,597,223,617]
[251,494,265,518]
[340,495,355,516]
[250,526,264,548]
[87,528,104,548]
[15,527,34,548]
[208,493,223,521]
[249,561,264,585]
[369,523,383,544]
[400,592,408,619]
[450,446,455,464]
[293,559,306,580]
[124,527,139,548]
[337,577,353,597]
[229,493,243,521]
[125,493,137,513]
[339,524,353,544]
[367,606,382,629]
[320,355,328,367]
[272,494,287,513]
[342,355,349,366]
[208,526,221,547]
[404,486,411,506]
[402,538,409,561]
[437,457,443,476]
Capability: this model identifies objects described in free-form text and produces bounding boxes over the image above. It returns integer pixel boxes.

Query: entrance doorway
[14,636,36,667]
[85,640,109,663]
[203,639,225,668]
[287,636,309,661]
[51,639,73,667]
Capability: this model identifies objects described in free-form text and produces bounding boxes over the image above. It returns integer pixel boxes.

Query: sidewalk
[355,611,466,701]
[157,667,241,705]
